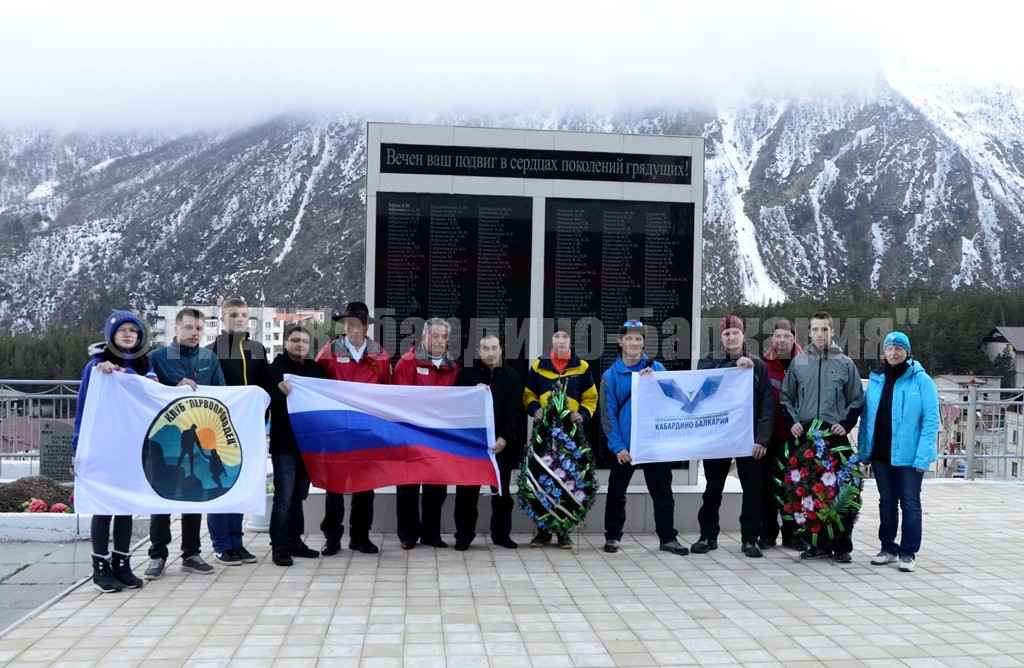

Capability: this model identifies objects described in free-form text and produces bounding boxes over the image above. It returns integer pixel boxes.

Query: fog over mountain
[1,1,1022,330]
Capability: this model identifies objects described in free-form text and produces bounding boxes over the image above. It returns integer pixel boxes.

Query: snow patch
[952,236,982,288]
[86,157,118,174]
[274,125,337,266]
[26,180,58,201]
[869,221,888,289]
[708,105,789,304]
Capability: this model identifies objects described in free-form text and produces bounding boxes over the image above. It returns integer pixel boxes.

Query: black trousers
[270,453,310,549]
[321,491,375,543]
[396,484,447,544]
[759,437,798,543]
[91,515,132,555]
[148,513,202,560]
[453,486,480,544]
[698,456,763,544]
[453,451,518,544]
[815,512,855,554]
[604,458,677,544]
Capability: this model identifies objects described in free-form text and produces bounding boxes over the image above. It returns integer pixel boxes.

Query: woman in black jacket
[265,325,326,566]
[453,334,526,550]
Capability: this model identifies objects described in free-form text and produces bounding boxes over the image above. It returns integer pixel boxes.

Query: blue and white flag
[629,368,754,464]
[74,370,270,515]
[285,375,499,493]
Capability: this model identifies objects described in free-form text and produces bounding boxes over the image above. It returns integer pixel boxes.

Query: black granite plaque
[40,420,74,482]
[543,198,695,371]
[543,198,695,464]
[374,193,533,366]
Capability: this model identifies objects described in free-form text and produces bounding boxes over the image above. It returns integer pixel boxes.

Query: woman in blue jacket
[600,320,688,556]
[71,310,157,592]
[856,331,939,572]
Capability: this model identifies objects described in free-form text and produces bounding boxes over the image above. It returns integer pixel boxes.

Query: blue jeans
[270,453,310,549]
[873,460,924,558]
[208,513,244,553]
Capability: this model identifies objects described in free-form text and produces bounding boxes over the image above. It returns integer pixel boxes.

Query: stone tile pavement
[1,480,1023,667]
[0,543,92,633]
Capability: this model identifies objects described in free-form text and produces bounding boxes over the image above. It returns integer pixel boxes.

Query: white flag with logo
[629,368,754,464]
[74,369,271,514]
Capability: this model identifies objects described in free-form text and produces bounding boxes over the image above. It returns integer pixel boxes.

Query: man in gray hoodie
[780,311,865,561]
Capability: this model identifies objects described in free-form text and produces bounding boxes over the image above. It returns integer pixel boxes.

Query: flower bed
[0,476,73,512]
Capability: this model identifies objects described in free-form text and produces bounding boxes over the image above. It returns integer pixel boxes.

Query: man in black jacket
[206,297,270,566]
[265,325,325,566]
[453,334,526,550]
[691,315,775,558]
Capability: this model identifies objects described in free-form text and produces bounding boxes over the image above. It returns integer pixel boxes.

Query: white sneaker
[870,551,897,565]
[898,556,916,572]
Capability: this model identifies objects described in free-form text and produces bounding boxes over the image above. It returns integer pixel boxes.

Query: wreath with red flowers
[777,419,863,545]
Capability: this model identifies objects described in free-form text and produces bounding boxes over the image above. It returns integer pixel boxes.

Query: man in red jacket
[393,317,459,550]
[315,302,392,555]
[761,318,805,551]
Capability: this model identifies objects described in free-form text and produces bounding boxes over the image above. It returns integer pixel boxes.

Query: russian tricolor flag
[284,375,499,493]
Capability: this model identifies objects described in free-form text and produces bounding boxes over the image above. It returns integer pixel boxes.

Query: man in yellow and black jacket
[523,330,599,424]
[522,328,598,548]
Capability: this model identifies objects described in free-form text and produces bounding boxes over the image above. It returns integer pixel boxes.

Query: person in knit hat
[855,331,939,572]
[691,314,775,559]
[71,310,157,593]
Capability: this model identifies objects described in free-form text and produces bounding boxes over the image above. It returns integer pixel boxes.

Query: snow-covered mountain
[2,79,1023,331]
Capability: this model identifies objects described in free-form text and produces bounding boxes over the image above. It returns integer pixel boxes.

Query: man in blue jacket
[601,320,689,556]
[144,307,225,580]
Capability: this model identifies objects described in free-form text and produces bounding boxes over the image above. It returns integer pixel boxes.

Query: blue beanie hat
[883,331,911,354]
[104,309,147,358]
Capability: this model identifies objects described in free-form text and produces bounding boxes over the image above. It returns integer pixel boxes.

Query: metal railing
[0,380,81,457]
[934,386,1024,480]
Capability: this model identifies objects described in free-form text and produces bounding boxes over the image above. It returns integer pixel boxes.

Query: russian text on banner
[285,375,498,493]
[74,370,271,514]
[629,367,754,464]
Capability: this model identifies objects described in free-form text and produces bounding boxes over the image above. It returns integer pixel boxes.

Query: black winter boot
[92,554,123,593]
[111,551,144,589]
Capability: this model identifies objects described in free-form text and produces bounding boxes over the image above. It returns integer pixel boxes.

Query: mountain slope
[1,81,1023,331]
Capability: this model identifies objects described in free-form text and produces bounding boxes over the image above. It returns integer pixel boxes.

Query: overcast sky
[2,0,1021,130]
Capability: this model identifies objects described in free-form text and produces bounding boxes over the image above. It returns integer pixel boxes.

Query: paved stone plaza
[1,480,1023,668]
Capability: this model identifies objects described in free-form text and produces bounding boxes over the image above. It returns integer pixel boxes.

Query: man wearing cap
[855,331,938,572]
[691,314,775,558]
[780,310,865,562]
[315,302,392,555]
